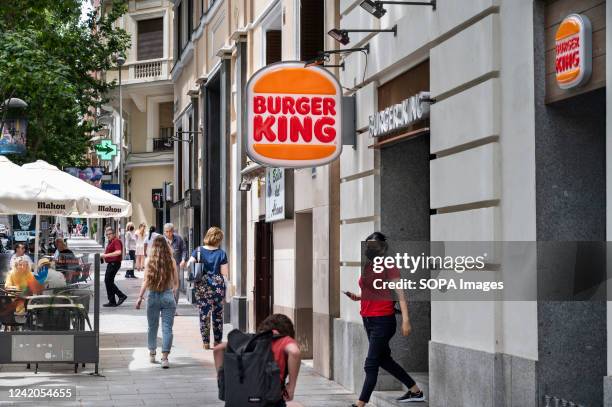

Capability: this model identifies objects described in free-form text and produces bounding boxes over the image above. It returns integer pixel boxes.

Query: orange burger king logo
[555,14,592,90]
[246,62,342,168]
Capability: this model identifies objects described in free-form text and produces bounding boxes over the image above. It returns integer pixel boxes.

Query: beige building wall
[103,0,175,236]
[129,165,173,227]
[129,104,148,153]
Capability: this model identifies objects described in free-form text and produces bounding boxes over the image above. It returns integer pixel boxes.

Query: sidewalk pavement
[0,240,362,407]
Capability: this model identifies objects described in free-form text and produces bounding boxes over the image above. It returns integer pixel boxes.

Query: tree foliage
[0,0,129,167]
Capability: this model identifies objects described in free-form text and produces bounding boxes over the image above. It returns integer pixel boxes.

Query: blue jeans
[359,314,416,403]
[147,289,176,353]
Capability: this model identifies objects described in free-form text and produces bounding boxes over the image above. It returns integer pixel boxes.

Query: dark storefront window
[266,30,282,65]
[300,0,324,62]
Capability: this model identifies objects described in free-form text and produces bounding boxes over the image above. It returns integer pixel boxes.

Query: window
[188,0,193,34]
[177,127,183,198]
[300,0,324,62]
[137,18,163,60]
[266,30,282,65]
[177,2,183,54]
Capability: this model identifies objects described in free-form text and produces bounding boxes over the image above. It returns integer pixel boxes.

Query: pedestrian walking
[124,222,137,278]
[186,226,228,349]
[162,223,187,305]
[144,225,160,257]
[75,223,82,237]
[101,227,127,307]
[52,223,64,239]
[135,235,178,369]
[135,223,147,272]
[213,314,303,407]
[346,232,425,406]
[82,222,88,237]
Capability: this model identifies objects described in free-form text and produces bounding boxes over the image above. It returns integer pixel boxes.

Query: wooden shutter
[266,30,282,65]
[138,18,163,61]
[300,0,324,62]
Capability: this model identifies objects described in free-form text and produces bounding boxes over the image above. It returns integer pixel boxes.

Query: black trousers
[104,261,125,303]
[125,250,136,277]
[359,314,416,403]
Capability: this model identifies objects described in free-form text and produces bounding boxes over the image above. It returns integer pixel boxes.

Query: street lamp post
[116,55,126,242]
[0,98,28,156]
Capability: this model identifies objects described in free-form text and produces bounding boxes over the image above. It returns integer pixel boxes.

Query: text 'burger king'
[246,62,342,168]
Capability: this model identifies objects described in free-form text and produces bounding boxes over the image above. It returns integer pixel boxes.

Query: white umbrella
[0,156,78,216]
[21,160,131,218]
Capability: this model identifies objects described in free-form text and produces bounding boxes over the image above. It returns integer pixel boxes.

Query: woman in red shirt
[346,232,425,405]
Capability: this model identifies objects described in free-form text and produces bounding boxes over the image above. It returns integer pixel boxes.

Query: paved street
[0,239,362,407]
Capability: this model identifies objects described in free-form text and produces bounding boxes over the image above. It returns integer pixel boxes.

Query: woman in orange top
[5,256,43,313]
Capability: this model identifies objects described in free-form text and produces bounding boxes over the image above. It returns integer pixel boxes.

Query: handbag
[188,247,205,282]
[121,259,134,270]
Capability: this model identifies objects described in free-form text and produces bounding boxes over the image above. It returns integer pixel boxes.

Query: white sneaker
[161,358,169,369]
[149,352,156,363]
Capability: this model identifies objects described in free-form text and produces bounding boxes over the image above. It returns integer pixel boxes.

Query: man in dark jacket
[163,223,187,306]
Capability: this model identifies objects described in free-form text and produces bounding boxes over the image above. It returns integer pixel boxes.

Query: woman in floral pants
[187,227,228,349]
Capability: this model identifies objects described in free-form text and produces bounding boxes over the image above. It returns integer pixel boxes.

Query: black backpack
[218,329,285,407]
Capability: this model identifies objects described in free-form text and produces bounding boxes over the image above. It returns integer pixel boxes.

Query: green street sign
[94,139,118,161]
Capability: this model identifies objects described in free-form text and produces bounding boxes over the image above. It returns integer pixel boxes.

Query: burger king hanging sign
[555,14,592,90]
[246,62,343,168]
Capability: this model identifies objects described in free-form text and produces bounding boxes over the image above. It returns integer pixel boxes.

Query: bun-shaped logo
[555,14,592,89]
[246,62,342,167]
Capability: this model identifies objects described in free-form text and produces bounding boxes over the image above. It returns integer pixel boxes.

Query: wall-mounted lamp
[239,179,252,192]
[360,0,436,19]
[304,44,369,68]
[170,130,201,144]
[304,55,346,71]
[328,25,396,45]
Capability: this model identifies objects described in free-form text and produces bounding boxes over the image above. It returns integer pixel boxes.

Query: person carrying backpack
[213,314,303,407]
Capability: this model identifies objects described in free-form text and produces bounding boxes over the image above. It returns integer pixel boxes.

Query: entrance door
[254,220,273,328]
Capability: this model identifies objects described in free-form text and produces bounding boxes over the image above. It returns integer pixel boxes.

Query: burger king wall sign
[246,62,342,168]
[555,14,592,90]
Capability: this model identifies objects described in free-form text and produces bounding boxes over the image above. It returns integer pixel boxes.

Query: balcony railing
[135,60,162,78]
[111,58,172,83]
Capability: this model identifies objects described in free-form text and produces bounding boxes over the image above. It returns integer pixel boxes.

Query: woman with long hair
[135,235,179,368]
[185,226,228,349]
[346,232,424,406]
[134,223,147,272]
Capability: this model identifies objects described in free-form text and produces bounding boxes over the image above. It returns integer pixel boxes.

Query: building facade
[162,0,612,406]
[335,0,609,406]
[104,0,175,230]
[168,0,342,376]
